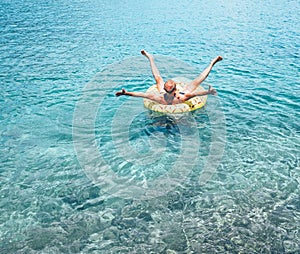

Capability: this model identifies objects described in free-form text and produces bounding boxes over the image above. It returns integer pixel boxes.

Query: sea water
[0,0,299,253]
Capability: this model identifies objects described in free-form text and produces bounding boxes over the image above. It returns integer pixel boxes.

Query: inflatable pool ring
[143,82,207,114]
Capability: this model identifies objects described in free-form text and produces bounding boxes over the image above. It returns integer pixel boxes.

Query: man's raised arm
[115,88,163,104]
[184,85,217,100]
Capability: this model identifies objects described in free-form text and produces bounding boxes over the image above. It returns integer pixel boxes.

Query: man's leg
[184,56,222,93]
[141,50,165,93]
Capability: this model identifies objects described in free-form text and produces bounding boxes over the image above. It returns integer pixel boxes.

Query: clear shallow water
[0,0,299,253]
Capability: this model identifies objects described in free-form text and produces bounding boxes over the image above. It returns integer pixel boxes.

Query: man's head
[164,80,176,94]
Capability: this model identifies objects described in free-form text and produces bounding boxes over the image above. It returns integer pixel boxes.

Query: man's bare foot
[212,56,223,65]
[141,49,152,59]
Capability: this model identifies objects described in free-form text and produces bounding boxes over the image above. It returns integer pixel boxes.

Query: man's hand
[208,85,217,95]
[115,88,127,97]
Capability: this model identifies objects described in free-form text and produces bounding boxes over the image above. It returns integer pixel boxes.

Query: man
[116,50,222,105]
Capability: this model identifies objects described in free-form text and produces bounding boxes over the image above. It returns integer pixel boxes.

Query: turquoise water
[1,0,299,253]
